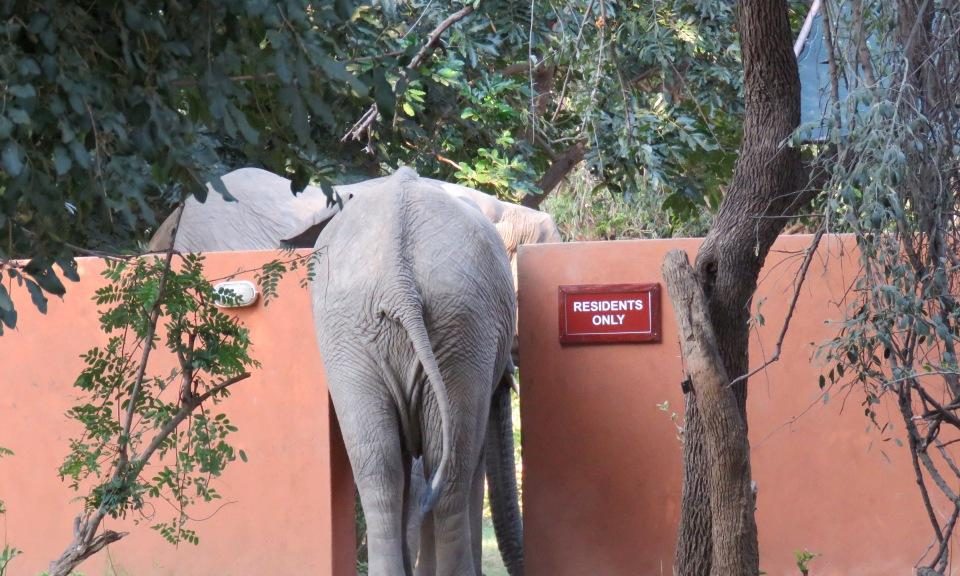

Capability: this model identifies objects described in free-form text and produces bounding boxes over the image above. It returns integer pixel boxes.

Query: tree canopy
[0,0,749,329]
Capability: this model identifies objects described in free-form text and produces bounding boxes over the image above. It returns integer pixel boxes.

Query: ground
[481,514,508,576]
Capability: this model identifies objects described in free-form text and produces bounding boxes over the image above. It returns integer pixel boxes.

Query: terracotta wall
[2,237,946,576]
[0,253,354,576]
[518,235,941,576]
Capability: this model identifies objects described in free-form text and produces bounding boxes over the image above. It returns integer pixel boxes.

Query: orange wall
[0,253,354,576]
[3,238,945,575]
[518,235,941,576]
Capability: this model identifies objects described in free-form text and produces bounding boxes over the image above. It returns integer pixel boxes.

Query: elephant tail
[397,305,452,515]
[487,366,525,576]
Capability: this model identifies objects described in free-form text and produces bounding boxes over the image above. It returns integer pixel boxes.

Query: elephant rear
[309,167,516,576]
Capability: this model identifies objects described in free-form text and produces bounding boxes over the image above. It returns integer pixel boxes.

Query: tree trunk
[48,517,126,576]
[671,0,811,574]
[521,142,586,210]
[663,250,759,574]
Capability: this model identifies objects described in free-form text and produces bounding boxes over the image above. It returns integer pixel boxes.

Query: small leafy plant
[795,549,818,575]
[49,253,258,576]
[0,545,20,576]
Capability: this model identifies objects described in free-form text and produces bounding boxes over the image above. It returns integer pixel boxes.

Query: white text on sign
[571,299,645,312]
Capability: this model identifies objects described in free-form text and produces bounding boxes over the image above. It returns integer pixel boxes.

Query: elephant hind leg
[470,452,486,576]
[350,431,409,576]
[418,373,492,576]
[330,377,410,576]
[402,454,415,575]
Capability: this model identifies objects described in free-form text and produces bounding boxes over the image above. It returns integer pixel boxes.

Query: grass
[481,514,508,576]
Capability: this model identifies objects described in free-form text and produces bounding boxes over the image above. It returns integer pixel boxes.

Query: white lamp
[212,280,259,308]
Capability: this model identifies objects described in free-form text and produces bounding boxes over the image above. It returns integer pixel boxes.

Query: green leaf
[7,108,29,125]
[0,285,11,312]
[8,84,36,99]
[239,449,248,463]
[25,262,66,297]
[26,279,48,314]
[318,56,368,97]
[69,139,91,169]
[402,102,415,117]
[208,175,237,202]
[371,68,396,119]
[2,141,23,176]
[17,57,40,76]
[0,306,17,329]
[53,145,72,176]
[227,105,259,145]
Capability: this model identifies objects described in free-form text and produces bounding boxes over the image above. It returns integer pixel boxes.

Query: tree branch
[132,372,251,471]
[341,4,477,144]
[728,227,825,388]
[49,205,185,576]
[521,141,586,209]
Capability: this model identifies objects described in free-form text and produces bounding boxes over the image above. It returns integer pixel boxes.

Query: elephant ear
[494,221,519,255]
[280,202,341,248]
[146,205,183,252]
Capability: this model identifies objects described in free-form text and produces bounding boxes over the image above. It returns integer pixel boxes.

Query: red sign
[558,284,661,344]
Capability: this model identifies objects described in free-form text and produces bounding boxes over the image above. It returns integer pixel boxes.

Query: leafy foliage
[812,0,960,571]
[59,254,258,547]
[545,165,712,240]
[253,247,320,305]
[343,0,743,219]
[0,0,750,326]
[0,0,377,322]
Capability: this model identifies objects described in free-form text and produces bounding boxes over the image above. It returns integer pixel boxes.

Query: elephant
[146,167,530,575]
[305,167,515,575]
[148,167,560,360]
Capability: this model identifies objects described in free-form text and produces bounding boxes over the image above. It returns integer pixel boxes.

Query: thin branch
[117,208,183,466]
[131,372,251,471]
[915,383,960,429]
[898,386,948,552]
[550,0,596,123]
[48,204,185,576]
[728,227,825,388]
[341,4,477,144]
[528,0,537,141]
[935,441,960,480]
[435,154,463,170]
[930,503,960,572]
[408,4,476,69]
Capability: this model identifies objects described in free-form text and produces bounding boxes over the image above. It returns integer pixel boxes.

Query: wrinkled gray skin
[311,168,514,576]
[147,167,533,576]
[149,168,560,360]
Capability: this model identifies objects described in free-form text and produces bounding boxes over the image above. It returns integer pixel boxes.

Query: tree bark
[671,0,811,574]
[663,250,759,575]
[521,142,586,210]
[49,521,126,576]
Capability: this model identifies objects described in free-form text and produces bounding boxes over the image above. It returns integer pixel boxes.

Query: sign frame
[558,283,662,345]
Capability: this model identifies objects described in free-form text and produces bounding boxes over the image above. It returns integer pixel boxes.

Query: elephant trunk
[486,369,524,576]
